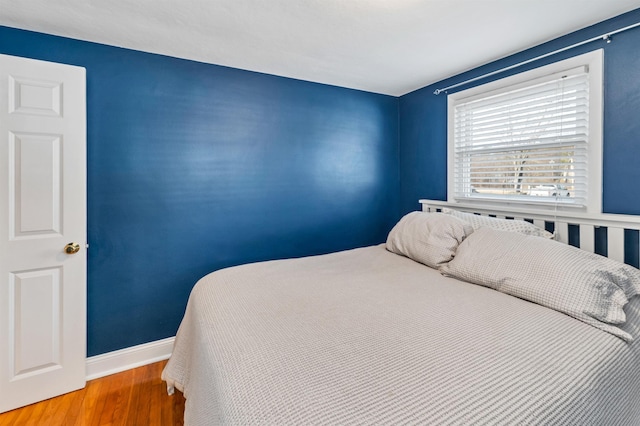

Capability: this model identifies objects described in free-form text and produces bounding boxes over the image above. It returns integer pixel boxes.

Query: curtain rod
[433,21,640,95]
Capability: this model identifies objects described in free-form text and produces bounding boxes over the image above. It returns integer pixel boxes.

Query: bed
[162,200,640,425]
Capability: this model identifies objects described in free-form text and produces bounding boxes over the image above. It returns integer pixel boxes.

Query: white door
[0,54,86,413]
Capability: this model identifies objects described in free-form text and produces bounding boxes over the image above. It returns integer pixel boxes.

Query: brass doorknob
[64,242,80,254]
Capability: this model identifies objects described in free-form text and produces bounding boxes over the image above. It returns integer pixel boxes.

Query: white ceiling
[1,1,639,96]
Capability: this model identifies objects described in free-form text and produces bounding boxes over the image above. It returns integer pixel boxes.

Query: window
[448,50,603,213]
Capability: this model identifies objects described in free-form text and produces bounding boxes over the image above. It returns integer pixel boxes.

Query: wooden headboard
[420,199,640,268]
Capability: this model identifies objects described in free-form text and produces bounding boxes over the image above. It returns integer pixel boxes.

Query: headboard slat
[608,227,625,263]
[533,219,545,230]
[579,224,595,253]
[556,222,569,244]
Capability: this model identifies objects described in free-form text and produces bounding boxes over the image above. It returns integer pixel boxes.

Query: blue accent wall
[399,8,640,216]
[0,26,399,356]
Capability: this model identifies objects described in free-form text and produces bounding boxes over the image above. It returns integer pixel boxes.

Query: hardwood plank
[149,379,163,425]
[0,406,19,425]
[75,373,104,426]
[45,391,82,426]
[34,397,59,426]
[124,367,143,426]
[19,397,46,425]
[174,391,185,426]
[147,363,165,426]
[0,361,185,426]
[97,365,129,425]
[132,362,154,425]
[6,397,44,426]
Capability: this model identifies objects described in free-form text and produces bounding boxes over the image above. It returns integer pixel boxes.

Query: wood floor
[0,360,185,426]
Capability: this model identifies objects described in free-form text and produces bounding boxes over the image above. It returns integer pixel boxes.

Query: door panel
[10,132,62,237]
[10,267,62,377]
[9,75,62,117]
[0,54,86,413]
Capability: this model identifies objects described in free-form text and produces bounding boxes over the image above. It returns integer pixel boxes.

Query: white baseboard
[85,336,175,381]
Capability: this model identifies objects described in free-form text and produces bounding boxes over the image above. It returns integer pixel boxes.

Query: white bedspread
[162,245,640,425]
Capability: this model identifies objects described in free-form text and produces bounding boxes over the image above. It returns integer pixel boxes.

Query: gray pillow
[442,208,553,239]
[386,212,474,269]
[440,226,640,341]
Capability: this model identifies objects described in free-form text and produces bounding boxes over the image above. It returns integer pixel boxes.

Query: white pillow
[386,212,473,269]
[442,208,553,239]
[440,227,640,341]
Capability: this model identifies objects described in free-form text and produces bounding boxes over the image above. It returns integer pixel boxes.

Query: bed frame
[420,199,640,268]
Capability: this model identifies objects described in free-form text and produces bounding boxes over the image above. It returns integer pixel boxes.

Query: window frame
[447,49,604,215]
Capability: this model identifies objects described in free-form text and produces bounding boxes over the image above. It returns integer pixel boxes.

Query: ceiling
[1,0,639,96]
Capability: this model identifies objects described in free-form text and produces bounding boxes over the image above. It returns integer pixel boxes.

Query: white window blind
[452,66,590,207]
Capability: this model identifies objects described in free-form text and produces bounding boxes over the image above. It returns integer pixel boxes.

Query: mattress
[162,245,640,425]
